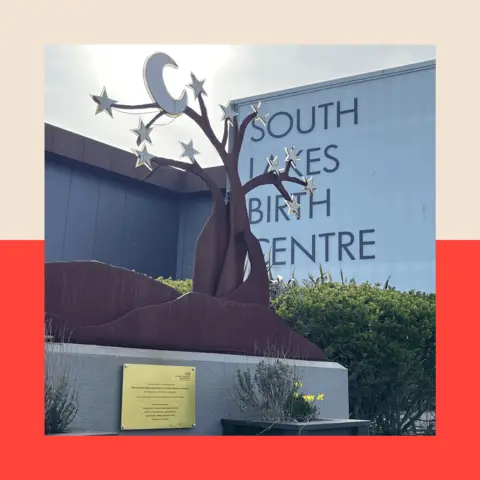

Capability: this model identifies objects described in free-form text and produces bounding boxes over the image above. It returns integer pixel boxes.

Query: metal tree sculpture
[91,52,317,308]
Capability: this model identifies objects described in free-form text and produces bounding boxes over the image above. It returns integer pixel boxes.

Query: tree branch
[197,92,208,119]
[273,176,292,202]
[401,405,434,435]
[114,97,229,164]
[113,102,158,110]
[143,156,223,204]
[233,116,239,144]
[285,159,293,175]
[238,112,257,147]
[146,111,165,128]
[108,95,229,204]
[243,170,307,195]
[221,119,229,147]
[228,112,256,172]
[399,390,435,434]
[184,105,226,160]
[151,156,197,172]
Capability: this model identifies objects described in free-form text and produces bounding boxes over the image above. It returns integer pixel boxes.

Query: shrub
[156,276,192,295]
[233,357,324,422]
[44,318,79,434]
[156,273,290,301]
[271,279,436,435]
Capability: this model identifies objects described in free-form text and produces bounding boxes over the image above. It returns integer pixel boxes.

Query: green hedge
[157,276,436,435]
[156,277,192,295]
[272,281,435,435]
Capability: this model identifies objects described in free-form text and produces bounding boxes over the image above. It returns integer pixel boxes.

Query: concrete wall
[45,153,180,279]
[47,344,349,436]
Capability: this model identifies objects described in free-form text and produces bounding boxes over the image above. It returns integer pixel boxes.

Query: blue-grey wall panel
[176,202,187,277]
[62,168,101,261]
[121,189,180,278]
[176,195,213,279]
[45,161,71,261]
[92,182,127,266]
[45,155,180,279]
[145,194,179,278]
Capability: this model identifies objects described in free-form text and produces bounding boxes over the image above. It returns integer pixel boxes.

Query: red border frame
[0,240,476,478]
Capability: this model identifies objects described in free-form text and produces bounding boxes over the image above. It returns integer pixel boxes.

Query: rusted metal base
[45,261,326,361]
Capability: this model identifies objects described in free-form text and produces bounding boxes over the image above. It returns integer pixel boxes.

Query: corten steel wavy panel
[45,261,326,361]
[45,261,181,328]
[68,294,327,360]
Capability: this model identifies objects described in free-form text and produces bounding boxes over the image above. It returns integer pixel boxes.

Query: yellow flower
[303,394,315,403]
[293,392,299,398]
[316,393,325,401]
[295,382,303,388]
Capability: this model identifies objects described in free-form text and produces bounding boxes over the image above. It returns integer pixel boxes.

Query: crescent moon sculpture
[143,52,188,117]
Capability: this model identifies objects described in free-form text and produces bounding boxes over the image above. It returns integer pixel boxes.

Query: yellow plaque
[120,364,196,430]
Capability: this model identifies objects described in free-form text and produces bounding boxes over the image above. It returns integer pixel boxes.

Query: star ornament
[220,102,237,124]
[187,73,207,100]
[251,101,269,126]
[180,140,200,163]
[131,119,153,146]
[267,155,282,175]
[90,87,118,118]
[284,146,300,168]
[302,176,317,197]
[286,196,301,219]
[133,145,155,172]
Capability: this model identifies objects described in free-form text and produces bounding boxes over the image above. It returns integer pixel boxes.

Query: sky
[45,44,435,167]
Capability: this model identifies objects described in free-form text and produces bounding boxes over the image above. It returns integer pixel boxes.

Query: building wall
[176,195,214,279]
[45,153,180,279]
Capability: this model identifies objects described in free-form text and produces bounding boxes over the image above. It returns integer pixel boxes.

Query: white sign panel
[234,62,435,292]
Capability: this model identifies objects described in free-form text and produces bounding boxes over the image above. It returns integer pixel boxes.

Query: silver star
[220,102,237,124]
[187,73,207,100]
[131,119,153,146]
[180,140,200,163]
[251,101,269,126]
[133,145,155,171]
[284,146,300,168]
[302,176,317,197]
[90,87,118,118]
[267,155,282,175]
[286,197,301,219]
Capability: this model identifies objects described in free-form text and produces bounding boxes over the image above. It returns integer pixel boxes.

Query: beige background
[0,1,478,240]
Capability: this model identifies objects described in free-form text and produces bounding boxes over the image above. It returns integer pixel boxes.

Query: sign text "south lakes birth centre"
[245,98,376,268]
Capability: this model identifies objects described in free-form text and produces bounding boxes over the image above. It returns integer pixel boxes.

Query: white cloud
[45,44,435,167]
